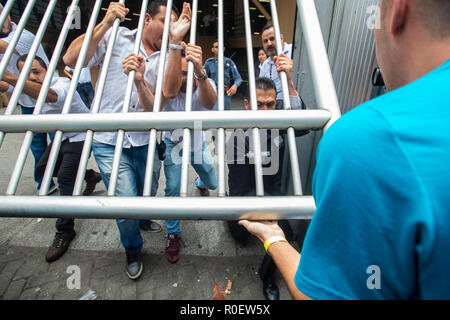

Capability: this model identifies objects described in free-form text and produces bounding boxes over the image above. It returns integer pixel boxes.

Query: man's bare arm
[2,71,57,103]
[163,2,192,99]
[63,2,129,68]
[239,220,312,300]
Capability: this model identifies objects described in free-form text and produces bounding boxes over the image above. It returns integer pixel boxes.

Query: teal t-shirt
[295,60,450,299]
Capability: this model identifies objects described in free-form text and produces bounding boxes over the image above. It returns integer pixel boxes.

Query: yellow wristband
[264,236,287,253]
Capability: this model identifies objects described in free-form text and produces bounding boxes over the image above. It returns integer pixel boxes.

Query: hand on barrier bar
[122,53,146,82]
[102,2,129,28]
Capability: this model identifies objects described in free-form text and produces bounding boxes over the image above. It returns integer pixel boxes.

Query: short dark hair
[261,24,274,34]
[147,1,179,18]
[412,0,450,38]
[17,54,47,70]
[246,77,276,98]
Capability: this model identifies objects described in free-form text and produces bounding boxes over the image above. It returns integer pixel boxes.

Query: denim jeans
[164,138,217,234]
[92,141,161,254]
[21,106,55,190]
[76,82,95,110]
[212,94,232,111]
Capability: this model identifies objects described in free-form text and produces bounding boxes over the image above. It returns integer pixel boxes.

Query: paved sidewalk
[0,243,292,300]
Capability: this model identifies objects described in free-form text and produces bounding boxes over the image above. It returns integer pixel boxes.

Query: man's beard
[266,46,277,59]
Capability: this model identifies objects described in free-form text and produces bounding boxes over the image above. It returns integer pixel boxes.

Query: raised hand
[101,2,129,28]
[169,2,192,44]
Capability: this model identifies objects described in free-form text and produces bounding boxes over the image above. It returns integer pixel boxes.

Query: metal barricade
[0,0,340,220]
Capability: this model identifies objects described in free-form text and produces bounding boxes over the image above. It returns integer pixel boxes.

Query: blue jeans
[77,82,95,109]
[212,94,232,111]
[164,138,217,235]
[92,141,161,254]
[21,106,55,190]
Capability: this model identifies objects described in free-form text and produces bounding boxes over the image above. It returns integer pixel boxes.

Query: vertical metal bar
[243,0,264,196]
[143,0,174,196]
[296,0,341,130]
[216,0,226,197]
[179,0,199,197]
[6,0,81,196]
[72,0,124,196]
[0,0,37,148]
[270,0,303,196]
[0,0,16,30]
[108,0,149,196]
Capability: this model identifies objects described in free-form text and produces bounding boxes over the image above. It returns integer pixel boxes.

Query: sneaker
[139,220,162,232]
[165,234,180,264]
[126,252,143,280]
[45,230,76,263]
[195,178,210,197]
[36,185,58,196]
[83,170,102,196]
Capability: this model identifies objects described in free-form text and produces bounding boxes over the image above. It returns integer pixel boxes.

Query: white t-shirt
[0,22,50,107]
[87,27,163,148]
[163,79,217,152]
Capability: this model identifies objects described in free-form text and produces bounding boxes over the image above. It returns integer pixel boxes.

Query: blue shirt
[204,57,242,89]
[295,59,450,300]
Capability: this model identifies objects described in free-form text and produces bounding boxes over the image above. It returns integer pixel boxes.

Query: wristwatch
[169,43,183,51]
[194,68,208,81]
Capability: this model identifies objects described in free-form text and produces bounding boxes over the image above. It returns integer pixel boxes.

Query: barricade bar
[244,0,264,197]
[296,0,341,130]
[0,196,315,220]
[0,110,331,133]
[108,0,150,196]
[143,0,174,197]
[180,0,199,197]
[216,0,226,197]
[270,0,303,196]
[6,0,81,196]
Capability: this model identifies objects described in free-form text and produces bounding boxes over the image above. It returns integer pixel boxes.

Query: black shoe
[83,170,102,196]
[139,220,162,233]
[262,277,280,300]
[126,252,143,280]
[45,230,76,263]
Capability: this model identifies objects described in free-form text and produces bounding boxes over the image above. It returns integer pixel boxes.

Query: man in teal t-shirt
[239,0,450,299]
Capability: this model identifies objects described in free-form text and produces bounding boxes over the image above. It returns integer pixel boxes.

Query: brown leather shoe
[45,230,76,263]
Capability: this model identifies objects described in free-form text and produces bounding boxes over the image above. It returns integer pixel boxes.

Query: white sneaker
[35,185,58,196]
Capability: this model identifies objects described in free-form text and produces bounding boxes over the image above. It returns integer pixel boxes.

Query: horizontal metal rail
[0,110,331,132]
[0,196,315,220]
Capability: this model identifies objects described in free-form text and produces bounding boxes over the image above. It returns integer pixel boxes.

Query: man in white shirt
[157,43,218,264]
[63,1,192,280]
[1,55,102,263]
[0,4,57,194]
[259,24,302,109]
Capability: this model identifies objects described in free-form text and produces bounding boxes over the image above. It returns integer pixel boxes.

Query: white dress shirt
[87,27,163,148]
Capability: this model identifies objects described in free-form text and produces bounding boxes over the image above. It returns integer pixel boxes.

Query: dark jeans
[77,82,95,109]
[20,106,56,189]
[36,139,96,232]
